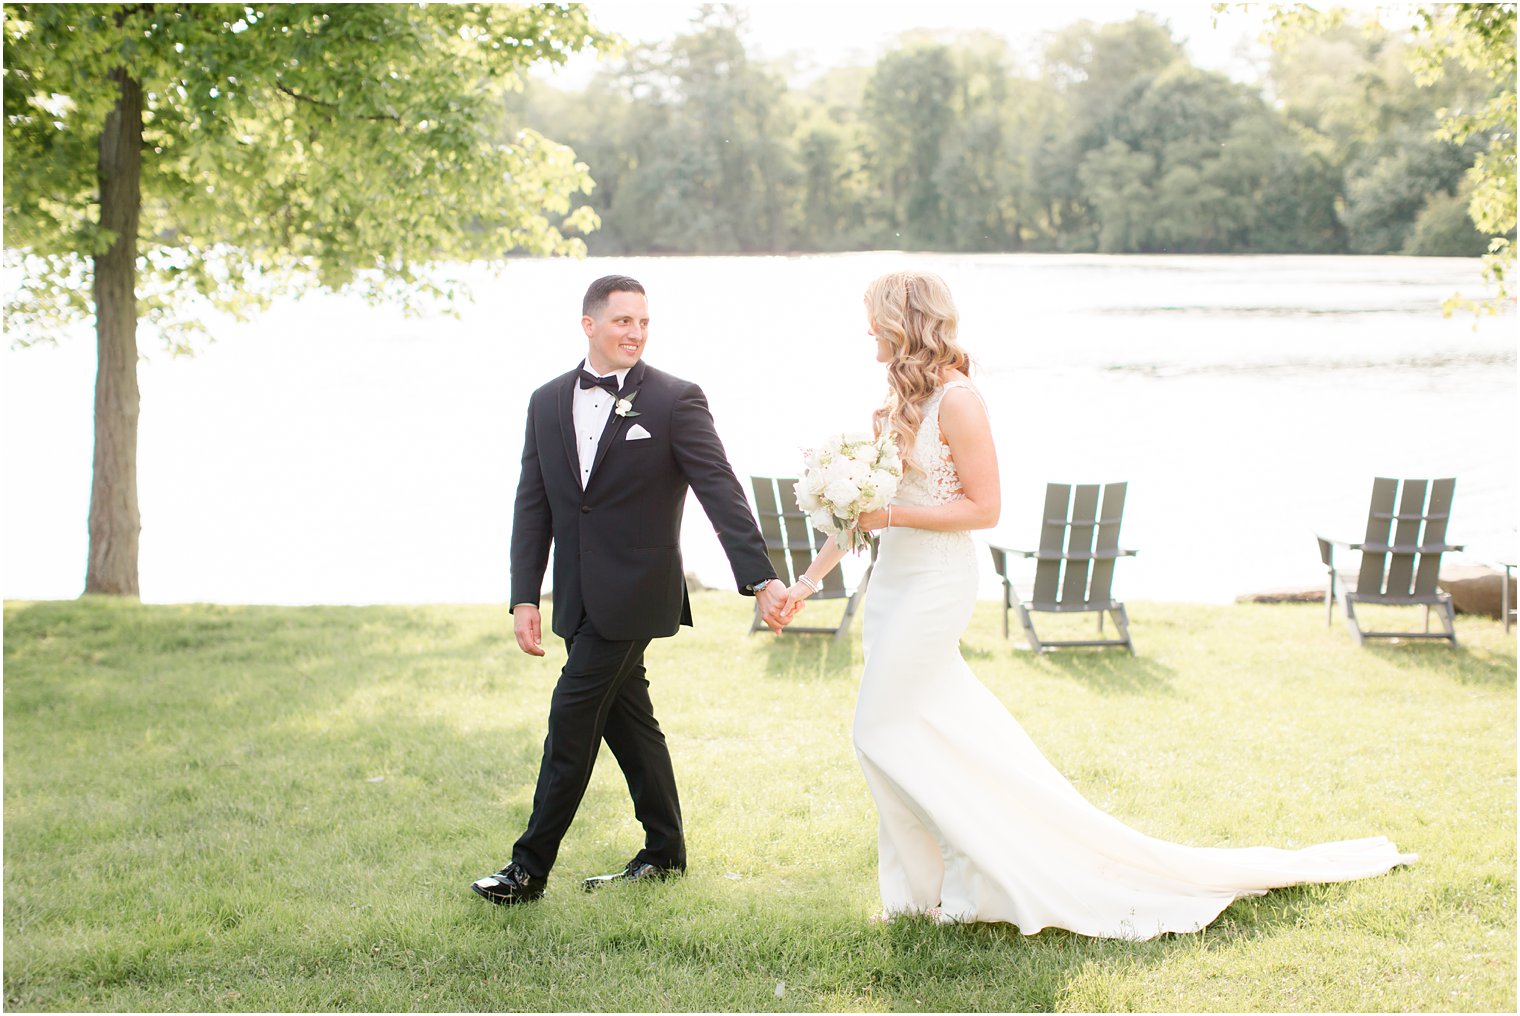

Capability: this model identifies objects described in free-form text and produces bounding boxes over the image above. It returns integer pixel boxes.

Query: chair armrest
[1315,532,1362,569]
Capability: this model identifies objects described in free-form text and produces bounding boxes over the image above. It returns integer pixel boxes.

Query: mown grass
[3,594,1514,1012]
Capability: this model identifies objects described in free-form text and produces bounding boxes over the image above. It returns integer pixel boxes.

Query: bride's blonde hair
[868,271,971,475]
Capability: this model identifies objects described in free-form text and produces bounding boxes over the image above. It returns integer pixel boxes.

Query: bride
[782,270,1416,939]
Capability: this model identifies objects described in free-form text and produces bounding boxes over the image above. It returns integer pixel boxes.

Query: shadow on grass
[1028,649,1180,697]
[858,878,1379,1010]
[756,631,858,679]
[507,870,1404,1012]
[1360,641,1516,687]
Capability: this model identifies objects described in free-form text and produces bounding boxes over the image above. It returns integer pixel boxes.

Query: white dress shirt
[572,363,629,489]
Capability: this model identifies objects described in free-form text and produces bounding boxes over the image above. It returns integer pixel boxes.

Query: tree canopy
[502,4,1513,281]
[4,3,605,349]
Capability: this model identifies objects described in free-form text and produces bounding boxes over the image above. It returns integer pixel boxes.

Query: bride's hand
[856,508,889,533]
[784,582,811,619]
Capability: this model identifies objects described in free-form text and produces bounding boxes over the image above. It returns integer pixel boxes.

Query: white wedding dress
[854,379,1416,940]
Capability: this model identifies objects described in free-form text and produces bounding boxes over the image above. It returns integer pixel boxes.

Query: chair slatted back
[1031,481,1128,609]
[1030,483,1071,606]
[1059,484,1101,606]
[1385,479,1427,595]
[1357,477,1398,594]
[1414,478,1456,596]
[1355,477,1456,599]
[750,476,846,598]
[1087,482,1129,603]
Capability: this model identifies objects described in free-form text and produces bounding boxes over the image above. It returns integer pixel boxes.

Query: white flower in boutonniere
[614,390,641,418]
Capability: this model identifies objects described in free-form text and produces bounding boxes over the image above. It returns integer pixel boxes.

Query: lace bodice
[893,380,979,508]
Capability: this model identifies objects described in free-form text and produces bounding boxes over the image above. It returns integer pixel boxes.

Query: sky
[537,1,1280,87]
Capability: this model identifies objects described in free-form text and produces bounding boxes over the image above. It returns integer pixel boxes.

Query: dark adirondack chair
[988,482,1137,654]
[749,476,873,641]
[1316,477,1462,646]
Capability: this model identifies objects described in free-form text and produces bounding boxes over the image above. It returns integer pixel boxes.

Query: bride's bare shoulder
[938,373,989,423]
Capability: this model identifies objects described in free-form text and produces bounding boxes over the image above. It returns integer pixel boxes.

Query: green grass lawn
[4,593,1514,1012]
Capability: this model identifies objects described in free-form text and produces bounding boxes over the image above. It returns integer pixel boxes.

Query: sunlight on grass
[4,595,1514,1011]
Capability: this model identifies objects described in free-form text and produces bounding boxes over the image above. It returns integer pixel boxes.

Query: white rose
[842,456,871,485]
[859,482,892,512]
[802,486,828,512]
[823,476,861,511]
[822,456,855,488]
[809,507,839,535]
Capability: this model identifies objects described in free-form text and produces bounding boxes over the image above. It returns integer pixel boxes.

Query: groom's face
[582,290,649,375]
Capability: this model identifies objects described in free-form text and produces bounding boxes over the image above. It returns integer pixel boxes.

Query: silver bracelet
[798,574,821,594]
[886,505,893,529]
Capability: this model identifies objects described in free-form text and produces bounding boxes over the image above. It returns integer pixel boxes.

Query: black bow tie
[578,370,619,394]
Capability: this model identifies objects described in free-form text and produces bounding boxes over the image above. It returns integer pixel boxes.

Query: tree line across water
[502,7,1506,258]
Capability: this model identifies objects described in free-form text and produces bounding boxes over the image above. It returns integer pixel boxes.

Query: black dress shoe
[581,857,684,892]
[471,862,545,905]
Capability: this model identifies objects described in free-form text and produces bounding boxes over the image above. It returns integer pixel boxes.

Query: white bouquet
[795,431,903,551]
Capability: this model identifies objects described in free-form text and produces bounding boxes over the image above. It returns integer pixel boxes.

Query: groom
[472,274,793,905]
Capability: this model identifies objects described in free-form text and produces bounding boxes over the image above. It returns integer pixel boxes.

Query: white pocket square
[625,423,652,441]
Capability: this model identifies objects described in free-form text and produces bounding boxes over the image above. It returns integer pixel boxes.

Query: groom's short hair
[583,275,646,318]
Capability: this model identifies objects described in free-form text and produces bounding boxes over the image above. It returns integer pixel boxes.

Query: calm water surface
[4,253,1513,605]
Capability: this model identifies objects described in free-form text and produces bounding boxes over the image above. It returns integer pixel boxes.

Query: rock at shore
[1238,565,1516,620]
[1439,564,1516,619]
[1236,587,1324,604]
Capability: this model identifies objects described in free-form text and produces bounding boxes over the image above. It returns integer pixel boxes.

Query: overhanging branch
[275,83,401,123]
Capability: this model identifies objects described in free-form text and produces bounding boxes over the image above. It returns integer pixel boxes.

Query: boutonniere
[614,389,641,418]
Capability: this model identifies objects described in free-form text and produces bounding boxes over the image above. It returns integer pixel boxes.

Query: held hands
[782,582,814,623]
[755,581,795,635]
[513,604,546,657]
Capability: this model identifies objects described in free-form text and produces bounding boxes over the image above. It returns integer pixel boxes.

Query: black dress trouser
[511,612,685,878]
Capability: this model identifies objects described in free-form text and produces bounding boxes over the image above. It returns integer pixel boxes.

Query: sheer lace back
[894,379,981,508]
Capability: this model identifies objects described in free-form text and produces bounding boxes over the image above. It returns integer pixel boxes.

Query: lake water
[3,253,1514,606]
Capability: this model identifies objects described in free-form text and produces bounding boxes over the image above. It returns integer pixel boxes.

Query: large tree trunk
[84,67,143,596]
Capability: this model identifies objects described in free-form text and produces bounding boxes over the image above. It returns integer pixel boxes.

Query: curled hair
[867,271,971,476]
[582,274,646,318]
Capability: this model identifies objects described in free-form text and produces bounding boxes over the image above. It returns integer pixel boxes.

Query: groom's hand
[756,582,791,635]
[513,604,546,657]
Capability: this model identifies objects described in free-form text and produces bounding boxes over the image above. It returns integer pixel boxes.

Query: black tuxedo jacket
[510,360,776,641]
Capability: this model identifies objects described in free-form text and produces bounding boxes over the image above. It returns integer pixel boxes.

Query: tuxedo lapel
[557,370,578,483]
[587,360,648,487]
